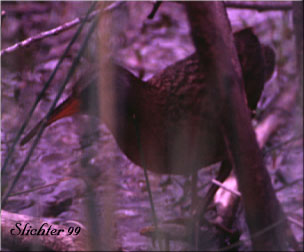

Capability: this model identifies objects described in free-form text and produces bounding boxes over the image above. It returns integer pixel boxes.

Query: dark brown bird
[21,28,275,175]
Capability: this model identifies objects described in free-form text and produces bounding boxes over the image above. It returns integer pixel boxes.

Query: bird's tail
[20,95,81,146]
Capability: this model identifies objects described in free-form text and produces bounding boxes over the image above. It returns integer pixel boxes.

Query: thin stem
[1,2,97,176]
[133,116,163,250]
[2,2,100,207]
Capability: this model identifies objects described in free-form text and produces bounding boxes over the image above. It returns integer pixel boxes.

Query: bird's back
[128,29,275,175]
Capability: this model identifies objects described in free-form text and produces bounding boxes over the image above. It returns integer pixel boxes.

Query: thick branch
[214,82,299,249]
[184,2,290,250]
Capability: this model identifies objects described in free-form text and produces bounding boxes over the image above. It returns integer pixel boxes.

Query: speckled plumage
[22,28,275,175]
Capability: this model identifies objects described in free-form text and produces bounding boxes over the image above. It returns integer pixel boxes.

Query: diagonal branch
[1,1,124,57]
[2,2,100,208]
[184,2,293,250]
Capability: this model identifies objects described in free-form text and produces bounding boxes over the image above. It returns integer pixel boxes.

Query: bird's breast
[113,83,226,175]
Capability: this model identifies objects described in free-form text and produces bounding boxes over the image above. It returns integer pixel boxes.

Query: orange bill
[20,96,81,146]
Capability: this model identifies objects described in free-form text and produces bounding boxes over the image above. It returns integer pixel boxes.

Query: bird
[21,28,275,176]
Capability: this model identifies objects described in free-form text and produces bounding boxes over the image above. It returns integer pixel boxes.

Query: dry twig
[0,1,124,57]
[212,179,241,197]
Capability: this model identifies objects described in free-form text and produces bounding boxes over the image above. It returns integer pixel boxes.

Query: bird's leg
[187,160,233,250]
[190,169,199,250]
[196,159,233,225]
[191,170,198,212]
